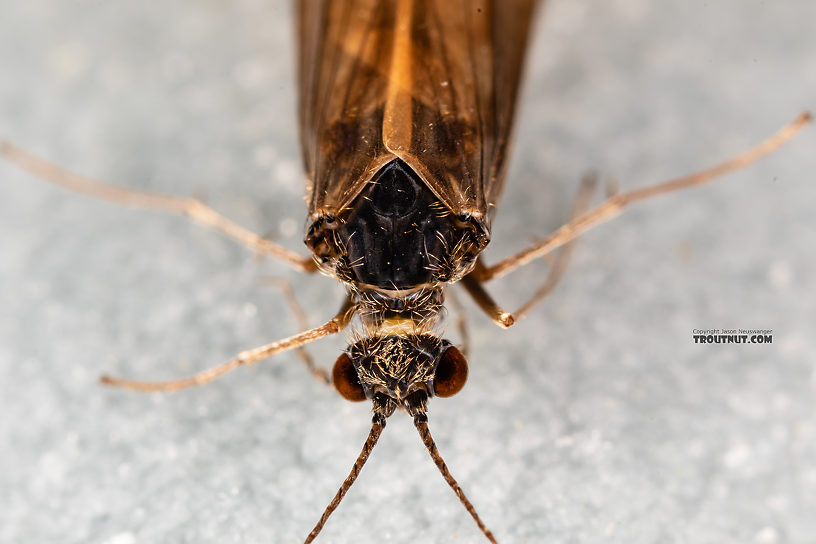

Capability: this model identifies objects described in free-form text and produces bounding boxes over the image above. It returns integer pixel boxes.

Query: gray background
[1,1,814,543]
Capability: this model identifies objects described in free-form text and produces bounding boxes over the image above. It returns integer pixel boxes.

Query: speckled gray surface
[1,1,815,543]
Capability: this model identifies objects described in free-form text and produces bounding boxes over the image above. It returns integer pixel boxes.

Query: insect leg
[507,172,598,320]
[258,276,330,385]
[473,112,812,283]
[100,297,355,392]
[0,140,317,272]
[446,288,471,358]
[460,274,514,328]
[462,173,598,327]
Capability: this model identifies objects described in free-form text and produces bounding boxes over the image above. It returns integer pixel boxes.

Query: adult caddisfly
[0,0,810,542]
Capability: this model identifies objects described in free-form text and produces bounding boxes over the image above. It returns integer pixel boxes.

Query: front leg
[462,172,599,327]
[471,113,811,283]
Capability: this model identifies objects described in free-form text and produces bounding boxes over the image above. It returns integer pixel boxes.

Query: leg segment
[260,276,331,385]
[460,275,514,329]
[445,288,471,358]
[100,297,355,392]
[462,173,598,327]
[0,140,316,272]
[465,112,811,326]
[472,112,811,283]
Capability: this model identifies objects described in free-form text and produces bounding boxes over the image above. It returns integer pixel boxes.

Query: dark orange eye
[433,346,468,398]
[332,353,367,402]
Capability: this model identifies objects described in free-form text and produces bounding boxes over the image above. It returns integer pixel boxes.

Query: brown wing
[298,0,537,224]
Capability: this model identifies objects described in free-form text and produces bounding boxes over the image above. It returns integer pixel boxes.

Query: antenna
[304,416,386,543]
[414,415,498,544]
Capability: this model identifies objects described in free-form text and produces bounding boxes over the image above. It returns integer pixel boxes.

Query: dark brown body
[298,0,537,296]
[295,4,538,539]
[0,2,808,543]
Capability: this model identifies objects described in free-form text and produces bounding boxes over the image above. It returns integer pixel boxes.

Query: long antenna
[414,415,498,544]
[304,418,386,543]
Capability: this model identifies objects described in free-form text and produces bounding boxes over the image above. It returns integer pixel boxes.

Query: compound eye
[332,353,366,402]
[433,346,468,398]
